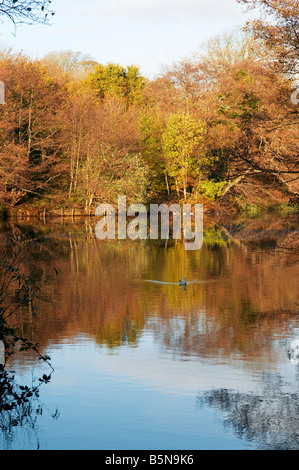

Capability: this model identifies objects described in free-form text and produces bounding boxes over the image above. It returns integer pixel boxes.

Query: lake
[0,214,298,450]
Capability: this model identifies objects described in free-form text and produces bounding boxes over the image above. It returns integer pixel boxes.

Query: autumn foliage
[0,0,298,214]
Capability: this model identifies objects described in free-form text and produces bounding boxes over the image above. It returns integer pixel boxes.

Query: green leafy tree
[139,110,169,196]
[162,114,206,200]
[86,63,145,105]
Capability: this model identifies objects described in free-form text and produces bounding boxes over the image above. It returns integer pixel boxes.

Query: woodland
[0,0,298,217]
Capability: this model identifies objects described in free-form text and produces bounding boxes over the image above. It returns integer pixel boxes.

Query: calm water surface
[0,216,298,450]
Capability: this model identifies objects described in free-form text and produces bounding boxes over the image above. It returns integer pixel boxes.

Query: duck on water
[143,278,220,291]
[179,277,187,290]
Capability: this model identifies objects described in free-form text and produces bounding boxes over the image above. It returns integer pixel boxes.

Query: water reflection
[0,367,58,450]
[0,214,298,449]
[2,216,297,356]
[289,336,299,364]
[197,371,299,450]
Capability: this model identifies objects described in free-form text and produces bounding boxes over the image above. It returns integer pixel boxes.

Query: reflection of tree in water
[2,218,298,355]
[197,372,299,450]
[0,230,59,449]
[0,367,58,450]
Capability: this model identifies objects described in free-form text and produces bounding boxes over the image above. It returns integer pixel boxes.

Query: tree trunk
[175,179,180,197]
[183,180,187,201]
[165,173,170,195]
[27,90,33,160]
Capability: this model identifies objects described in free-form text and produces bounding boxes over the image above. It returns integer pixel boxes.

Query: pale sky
[0,0,251,78]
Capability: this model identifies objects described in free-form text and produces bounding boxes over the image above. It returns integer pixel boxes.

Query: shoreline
[1,200,298,222]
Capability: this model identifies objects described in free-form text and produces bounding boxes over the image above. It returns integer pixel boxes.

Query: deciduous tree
[162,114,205,200]
[237,0,299,76]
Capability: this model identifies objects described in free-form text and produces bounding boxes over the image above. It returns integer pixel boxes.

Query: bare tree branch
[0,0,55,26]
